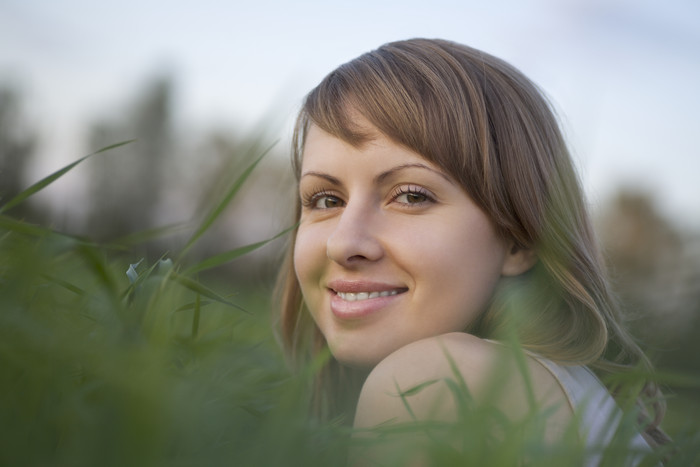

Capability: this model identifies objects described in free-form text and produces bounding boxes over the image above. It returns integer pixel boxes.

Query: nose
[326,201,384,266]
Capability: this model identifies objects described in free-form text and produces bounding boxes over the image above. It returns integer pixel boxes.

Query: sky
[1,0,700,228]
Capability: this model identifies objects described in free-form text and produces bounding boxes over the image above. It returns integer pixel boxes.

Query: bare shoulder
[353,332,503,427]
[354,332,571,434]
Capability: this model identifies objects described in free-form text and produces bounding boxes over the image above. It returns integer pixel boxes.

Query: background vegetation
[1,76,699,465]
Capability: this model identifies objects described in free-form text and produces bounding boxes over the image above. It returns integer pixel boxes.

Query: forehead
[301,123,431,171]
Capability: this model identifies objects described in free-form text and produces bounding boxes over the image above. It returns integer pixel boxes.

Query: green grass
[1,142,698,466]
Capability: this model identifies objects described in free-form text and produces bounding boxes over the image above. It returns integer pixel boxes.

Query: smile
[328,284,408,319]
[336,290,401,302]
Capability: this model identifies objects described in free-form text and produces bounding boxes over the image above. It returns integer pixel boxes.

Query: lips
[336,290,400,301]
[327,280,407,319]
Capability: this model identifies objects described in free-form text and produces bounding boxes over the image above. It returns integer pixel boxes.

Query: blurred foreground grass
[1,143,699,466]
[0,238,349,466]
[0,142,349,466]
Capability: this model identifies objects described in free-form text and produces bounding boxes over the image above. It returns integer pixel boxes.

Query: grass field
[1,142,698,466]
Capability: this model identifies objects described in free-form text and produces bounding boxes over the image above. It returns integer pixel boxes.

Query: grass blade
[398,379,439,397]
[113,222,189,247]
[191,293,201,339]
[183,223,296,275]
[175,299,214,312]
[180,140,276,258]
[0,214,88,243]
[170,272,250,313]
[40,274,87,296]
[395,380,418,421]
[0,140,135,214]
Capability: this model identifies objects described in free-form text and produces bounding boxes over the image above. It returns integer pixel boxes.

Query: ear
[501,243,538,277]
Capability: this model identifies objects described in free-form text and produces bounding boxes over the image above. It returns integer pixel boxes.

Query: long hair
[275,38,666,443]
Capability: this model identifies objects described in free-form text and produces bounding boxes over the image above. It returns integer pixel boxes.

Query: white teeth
[336,290,400,301]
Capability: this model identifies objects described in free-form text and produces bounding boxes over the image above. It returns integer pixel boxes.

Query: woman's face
[294,122,510,369]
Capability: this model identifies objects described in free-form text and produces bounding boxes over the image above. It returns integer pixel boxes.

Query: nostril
[326,212,384,264]
[347,254,368,261]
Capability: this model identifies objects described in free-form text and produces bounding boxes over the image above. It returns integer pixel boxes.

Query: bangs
[300,69,377,148]
[292,38,559,250]
[294,40,483,192]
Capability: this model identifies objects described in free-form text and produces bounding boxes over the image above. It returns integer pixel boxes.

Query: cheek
[293,224,325,295]
[293,224,332,333]
[406,217,506,314]
[400,216,504,273]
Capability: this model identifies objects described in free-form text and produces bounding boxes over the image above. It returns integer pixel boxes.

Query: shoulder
[356,332,499,408]
[353,332,571,432]
[353,332,504,427]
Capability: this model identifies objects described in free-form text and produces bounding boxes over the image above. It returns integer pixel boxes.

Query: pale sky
[1,0,699,228]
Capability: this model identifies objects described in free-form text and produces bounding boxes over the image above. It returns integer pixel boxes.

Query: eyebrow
[374,163,453,184]
[300,171,343,186]
[299,163,453,186]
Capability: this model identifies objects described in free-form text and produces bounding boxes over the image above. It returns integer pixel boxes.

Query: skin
[294,121,535,369]
[352,333,574,465]
[294,120,572,463]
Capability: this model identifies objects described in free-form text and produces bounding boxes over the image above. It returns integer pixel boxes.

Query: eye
[302,190,345,209]
[313,194,344,209]
[395,192,428,204]
[391,185,434,206]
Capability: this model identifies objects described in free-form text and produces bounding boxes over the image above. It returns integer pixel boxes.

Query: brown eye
[314,195,344,209]
[392,185,434,206]
[397,192,427,204]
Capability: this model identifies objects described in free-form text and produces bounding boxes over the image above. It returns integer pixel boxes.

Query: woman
[276,38,667,464]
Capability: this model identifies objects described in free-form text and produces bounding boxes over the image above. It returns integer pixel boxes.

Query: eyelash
[301,185,435,210]
[301,189,343,209]
[390,185,435,206]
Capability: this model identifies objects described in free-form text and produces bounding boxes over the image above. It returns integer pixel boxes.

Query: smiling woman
[294,123,531,369]
[275,38,668,465]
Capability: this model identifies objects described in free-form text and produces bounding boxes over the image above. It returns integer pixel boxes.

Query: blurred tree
[0,84,38,219]
[187,129,294,285]
[597,189,700,373]
[82,73,294,281]
[86,75,174,242]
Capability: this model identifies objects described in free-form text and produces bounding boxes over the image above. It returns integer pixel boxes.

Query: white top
[530,354,652,466]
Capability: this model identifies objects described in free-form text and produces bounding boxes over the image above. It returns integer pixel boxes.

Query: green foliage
[179,141,273,260]
[0,143,698,466]
[0,144,343,466]
[0,140,135,215]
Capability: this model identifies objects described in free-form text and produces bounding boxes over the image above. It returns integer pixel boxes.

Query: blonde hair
[275,38,666,443]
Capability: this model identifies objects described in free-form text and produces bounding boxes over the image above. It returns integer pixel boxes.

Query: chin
[330,348,380,370]
[328,338,400,370]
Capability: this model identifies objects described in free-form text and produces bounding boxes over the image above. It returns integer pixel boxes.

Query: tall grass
[0,142,698,466]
